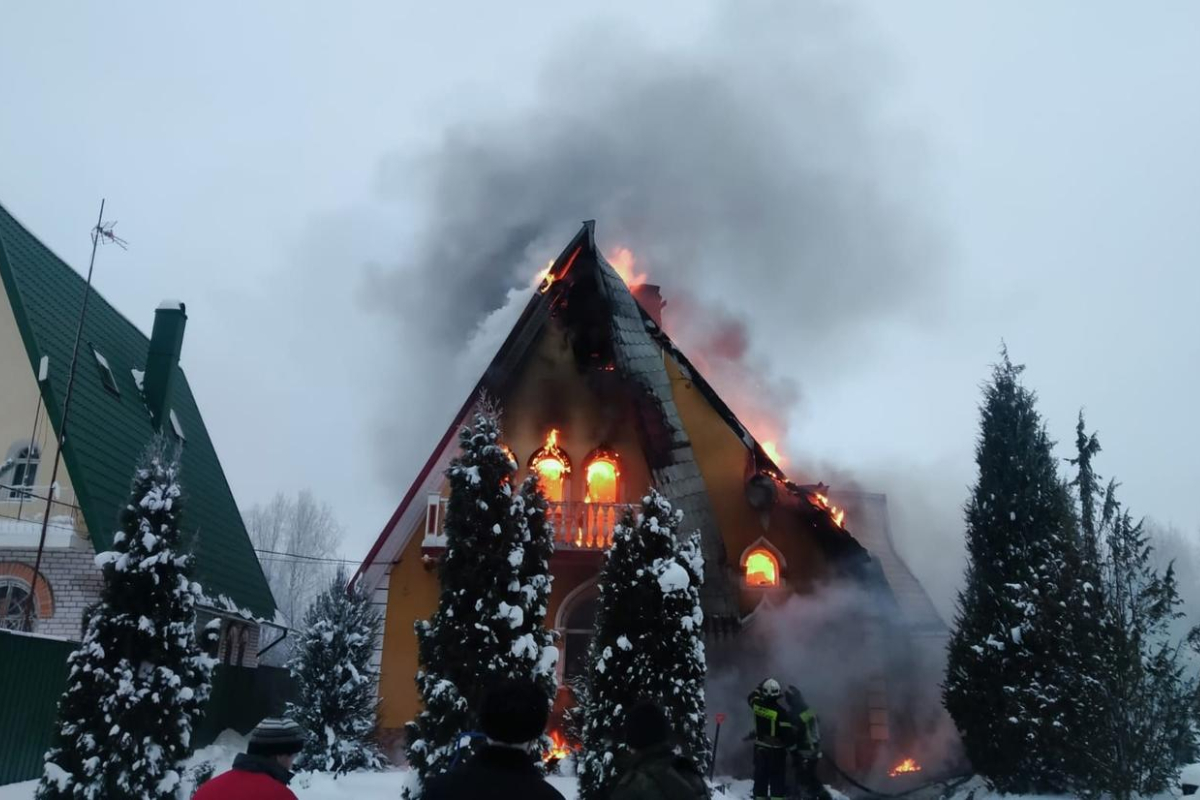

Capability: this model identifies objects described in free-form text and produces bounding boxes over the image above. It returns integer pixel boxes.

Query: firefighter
[783,686,831,800]
[748,678,792,800]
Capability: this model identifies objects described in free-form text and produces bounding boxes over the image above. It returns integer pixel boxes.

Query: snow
[157,299,185,311]
[656,560,690,593]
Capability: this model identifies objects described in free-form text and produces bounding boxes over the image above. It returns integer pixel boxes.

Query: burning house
[352,222,955,780]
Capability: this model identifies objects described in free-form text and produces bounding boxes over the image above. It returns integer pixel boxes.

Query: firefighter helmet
[761,678,782,697]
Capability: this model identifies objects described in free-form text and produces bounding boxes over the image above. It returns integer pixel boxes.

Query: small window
[744,548,780,587]
[0,580,36,630]
[4,445,39,499]
[169,409,186,441]
[92,347,119,395]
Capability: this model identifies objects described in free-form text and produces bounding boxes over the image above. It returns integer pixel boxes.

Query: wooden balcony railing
[423,494,624,551]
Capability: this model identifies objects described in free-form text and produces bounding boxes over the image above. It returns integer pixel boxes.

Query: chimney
[631,283,666,328]
[143,300,187,429]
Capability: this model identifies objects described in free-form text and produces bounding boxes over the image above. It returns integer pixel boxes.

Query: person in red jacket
[193,717,306,800]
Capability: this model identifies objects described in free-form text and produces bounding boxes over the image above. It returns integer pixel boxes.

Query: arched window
[562,593,597,683]
[583,448,620,505]
[529,429,571,503]
[739,538,785,588]
[0,579,36,630]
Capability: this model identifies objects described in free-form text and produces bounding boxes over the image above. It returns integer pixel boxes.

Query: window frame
[0,578,37,630]
[91,345,120,396]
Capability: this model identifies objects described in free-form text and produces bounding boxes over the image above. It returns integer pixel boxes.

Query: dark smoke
[362,1,944,486]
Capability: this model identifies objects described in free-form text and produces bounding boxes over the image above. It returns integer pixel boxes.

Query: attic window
[169,409,186,442]
[744,548,780,587]
[92,347,119,395]
[529,429,570,503]
[583,448,620,504]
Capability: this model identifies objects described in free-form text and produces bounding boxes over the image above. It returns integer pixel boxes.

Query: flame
[761,440,786,468]
[537,259,556,293]
[585,458,619,504]
[889,758,922,777]
[543,729,576,764]
[745,549,779,587]
[811,493,847,529]
[532,429,571,502]
[608,247,648,288]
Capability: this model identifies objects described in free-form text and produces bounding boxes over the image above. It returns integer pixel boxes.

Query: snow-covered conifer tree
[286,567,385,775]
[943,352,1088,793]
[578,490,709,800]
[37,440,216,800]
[508,474,559,710]
[405,409,550,795]
[1073,421,1200,799]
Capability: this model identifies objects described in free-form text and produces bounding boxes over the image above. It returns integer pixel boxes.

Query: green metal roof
[0,202,276,619]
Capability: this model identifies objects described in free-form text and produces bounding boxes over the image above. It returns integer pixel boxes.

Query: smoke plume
[361,1,944,486]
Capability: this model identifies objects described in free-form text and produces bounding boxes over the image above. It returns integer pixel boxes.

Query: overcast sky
[2,2,1197,615]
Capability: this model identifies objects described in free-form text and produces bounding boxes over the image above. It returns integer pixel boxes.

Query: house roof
[0,202,276,619]
[353,222,874,626]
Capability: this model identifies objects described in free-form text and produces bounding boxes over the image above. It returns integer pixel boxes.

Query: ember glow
[608,246,648,288]
[889,758,922,777]
[745,549,779,587]
[812,492,847,528]
[543,729,576,764]
[585,458,619,504]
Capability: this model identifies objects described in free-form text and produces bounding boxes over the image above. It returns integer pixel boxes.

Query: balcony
[422,494,623,551]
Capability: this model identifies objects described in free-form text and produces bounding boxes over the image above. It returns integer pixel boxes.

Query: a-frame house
[353,222,951,777]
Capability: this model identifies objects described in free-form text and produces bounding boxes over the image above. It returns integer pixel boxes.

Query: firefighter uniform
[748,684,793,800]
[783,687,831,800]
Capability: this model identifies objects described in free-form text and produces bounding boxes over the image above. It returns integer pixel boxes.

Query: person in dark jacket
[610,700,709,800]
[193,717,305,800]
[423,678,565,800]
[748,678,792,800]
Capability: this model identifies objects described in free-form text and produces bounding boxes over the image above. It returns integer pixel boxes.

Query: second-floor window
[4,445,39,499]
[583,448,619,504]
[529,429,571,503]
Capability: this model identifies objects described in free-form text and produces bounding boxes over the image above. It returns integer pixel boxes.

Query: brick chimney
[631,283,665,328]
[143,300,187,429]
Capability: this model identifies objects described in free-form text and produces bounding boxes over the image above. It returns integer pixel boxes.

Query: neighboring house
[0,201,277,665]
[353,222,954,774]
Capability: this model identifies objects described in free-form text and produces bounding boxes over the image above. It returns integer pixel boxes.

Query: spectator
[423,678,565,800]
[610,701,709,800]
[193,717,305,800]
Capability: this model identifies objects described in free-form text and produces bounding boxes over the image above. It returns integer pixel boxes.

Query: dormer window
[583,447,620,504]
[529,429,570,502]
[92,346,119,395]
[4,444,39,499]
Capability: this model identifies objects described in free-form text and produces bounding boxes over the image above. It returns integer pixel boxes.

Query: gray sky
[2,2,1197,615]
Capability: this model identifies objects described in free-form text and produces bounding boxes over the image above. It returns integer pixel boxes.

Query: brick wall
[0,545,103,639]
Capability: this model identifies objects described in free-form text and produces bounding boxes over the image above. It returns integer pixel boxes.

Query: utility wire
[252,548,362,565]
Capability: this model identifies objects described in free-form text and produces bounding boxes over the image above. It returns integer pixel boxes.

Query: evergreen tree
[37,441,216,800]
[508,474,560,711]
[1073,424,1200,798]
[286,567,386,775]
[405,409,554,795]
[943,352,1089,793]
[577,491,709,800]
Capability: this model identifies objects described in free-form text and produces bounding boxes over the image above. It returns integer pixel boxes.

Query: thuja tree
[1073,417,1200,799]
[405,409,557,795]
[287,568,386,775]
[38,440,217,800]
[578,491,710,800]
[944,352,1094,793]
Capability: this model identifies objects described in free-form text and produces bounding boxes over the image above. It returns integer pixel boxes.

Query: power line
[253,548,362,565]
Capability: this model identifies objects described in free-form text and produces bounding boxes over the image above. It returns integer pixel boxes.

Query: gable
[0,203,275,618]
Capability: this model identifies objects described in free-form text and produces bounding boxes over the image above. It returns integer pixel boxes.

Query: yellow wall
[664,355,831,614]
[377,320,647,732]
[0,281,86,536]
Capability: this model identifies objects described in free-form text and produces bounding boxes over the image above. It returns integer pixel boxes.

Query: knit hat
[246,718,306,757]
[480,679,550,745]
[625,700,670,750]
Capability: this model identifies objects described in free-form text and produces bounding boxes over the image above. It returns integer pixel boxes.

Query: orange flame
[543,729,576,764]
[537,259,556,293]
[532,429,571,503]
[761,440,786,468]
[812,493,847,529]
[608,247,648,288]
[889,758,922,777]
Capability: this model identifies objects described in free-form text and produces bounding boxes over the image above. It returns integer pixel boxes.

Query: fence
[0,631,297,785]
[0,631,75,785]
